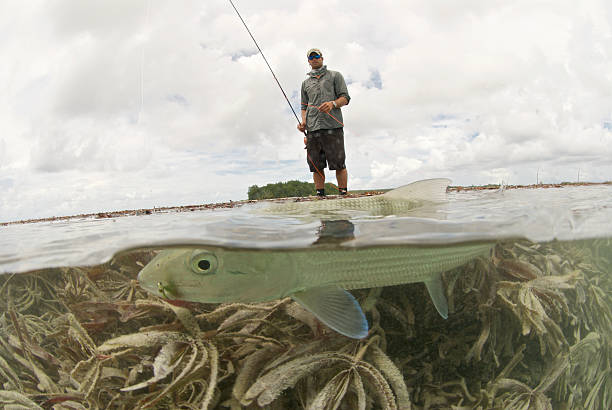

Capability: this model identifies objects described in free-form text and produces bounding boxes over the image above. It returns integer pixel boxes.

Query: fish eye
[189,251,218,275]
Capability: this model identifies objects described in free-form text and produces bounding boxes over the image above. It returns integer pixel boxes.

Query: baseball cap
[307,48,323,58]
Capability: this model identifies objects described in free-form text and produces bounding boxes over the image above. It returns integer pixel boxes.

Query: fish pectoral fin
[424,274,449,319]
[292,287,369,339]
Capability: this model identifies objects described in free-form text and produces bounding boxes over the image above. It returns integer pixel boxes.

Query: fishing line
[227,0,342,193]
[306,103,344,127]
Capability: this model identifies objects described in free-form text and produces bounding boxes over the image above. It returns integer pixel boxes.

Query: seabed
[0,239,610,409]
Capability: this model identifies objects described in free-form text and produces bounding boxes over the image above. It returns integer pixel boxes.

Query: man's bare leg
[313,171,325,189]
[336,168,348,191]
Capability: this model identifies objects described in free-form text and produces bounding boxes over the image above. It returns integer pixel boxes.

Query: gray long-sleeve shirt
[301,65,350,132]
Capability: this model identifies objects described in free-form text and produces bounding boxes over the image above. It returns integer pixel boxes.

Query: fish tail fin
[424,273,449,319]
[382,178,451,202]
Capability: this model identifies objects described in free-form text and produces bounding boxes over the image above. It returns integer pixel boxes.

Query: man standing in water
[298,48,351,197]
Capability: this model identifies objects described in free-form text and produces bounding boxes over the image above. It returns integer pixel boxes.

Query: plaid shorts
[306,128,346,172]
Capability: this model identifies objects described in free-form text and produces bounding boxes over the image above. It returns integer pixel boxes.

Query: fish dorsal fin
[382,178,451,202]
[424,273,449,319]
[292,287,369,339]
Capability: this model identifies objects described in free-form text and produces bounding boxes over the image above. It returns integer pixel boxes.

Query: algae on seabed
[0,238,610,409]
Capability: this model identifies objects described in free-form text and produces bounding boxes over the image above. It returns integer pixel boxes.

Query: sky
[1,0,611,222]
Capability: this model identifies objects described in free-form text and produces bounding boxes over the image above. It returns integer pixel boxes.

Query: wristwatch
[332,100,337,108]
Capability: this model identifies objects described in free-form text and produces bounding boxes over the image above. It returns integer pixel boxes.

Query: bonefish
[258,178,451,216]
[137,242,493,339]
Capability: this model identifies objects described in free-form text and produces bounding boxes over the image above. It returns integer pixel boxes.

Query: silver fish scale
[296,243,493,290]
[261,196,422,214]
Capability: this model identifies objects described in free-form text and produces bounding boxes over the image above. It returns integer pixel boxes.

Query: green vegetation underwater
[1,183,611,409]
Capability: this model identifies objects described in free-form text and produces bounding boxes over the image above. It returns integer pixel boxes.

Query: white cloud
[0,0,611,221]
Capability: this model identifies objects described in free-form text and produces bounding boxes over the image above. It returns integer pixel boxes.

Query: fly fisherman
[298,48,351,197]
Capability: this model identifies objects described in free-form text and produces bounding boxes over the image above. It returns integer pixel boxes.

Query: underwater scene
[1,183,611,409]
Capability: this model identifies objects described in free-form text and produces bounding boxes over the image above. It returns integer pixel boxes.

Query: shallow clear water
[0,185,611,409]
[2,185,611,274]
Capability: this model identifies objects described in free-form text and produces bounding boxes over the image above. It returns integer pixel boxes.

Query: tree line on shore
[248,180,338,200]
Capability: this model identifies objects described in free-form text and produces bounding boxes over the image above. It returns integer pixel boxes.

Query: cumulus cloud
[0,0,611,221]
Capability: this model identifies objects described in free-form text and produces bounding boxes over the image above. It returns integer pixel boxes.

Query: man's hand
[318,101,334,113]
[297,121,306,132]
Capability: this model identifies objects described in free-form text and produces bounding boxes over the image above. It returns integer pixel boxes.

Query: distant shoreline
[2,181,610,226]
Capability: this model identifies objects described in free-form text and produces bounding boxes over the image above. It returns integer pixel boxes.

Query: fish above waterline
[137,242,494,339]
[258,178,451,216]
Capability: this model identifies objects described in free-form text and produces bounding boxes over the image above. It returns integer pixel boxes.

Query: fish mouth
[136,269,159,295]
[136,269,147,287]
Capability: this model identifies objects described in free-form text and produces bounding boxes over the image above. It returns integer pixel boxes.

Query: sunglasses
[308,54,322,60]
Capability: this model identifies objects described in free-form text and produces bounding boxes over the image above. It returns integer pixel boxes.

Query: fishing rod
[227,0,341,193]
